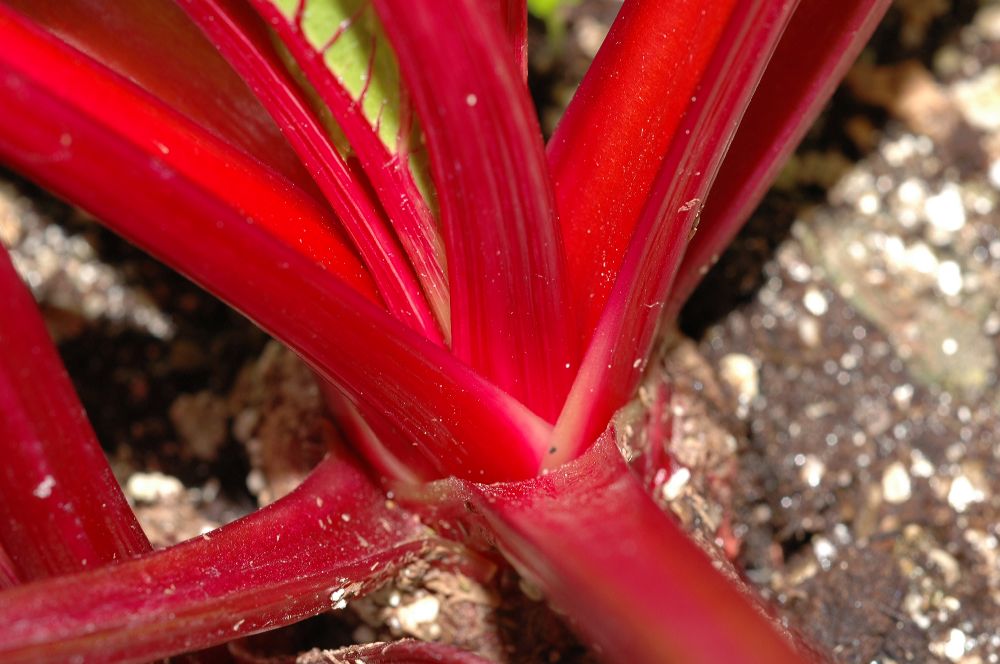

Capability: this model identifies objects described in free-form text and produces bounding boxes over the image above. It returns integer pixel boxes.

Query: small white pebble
[813,537,837,570]
[936,260,963,296]
[989,159,1000,190]
[893,383,915,408]
[126,472,183,503]
[397,595,440,633]
[857,192,880,215]
[719,354,759,403]
[948,475,985,512]
[803,288,828,316]
[798,317,821,347]
[661,467,691,501]
[897,178,926,207]
[906,242,939,274]
[925,184,966,233]
[910,449,935,478]
[942,338,958,355]
[800,455,825,488]
[882,462,912,504]
[943,627,967,662]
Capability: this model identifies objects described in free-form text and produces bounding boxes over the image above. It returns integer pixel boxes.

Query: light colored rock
[924,184,966,233]
[126,472,184,504]
[803,287,828,316]
[948,475,985,512]
[882,461,913,504]
[953,66,1000,132]
[718,354,758,403]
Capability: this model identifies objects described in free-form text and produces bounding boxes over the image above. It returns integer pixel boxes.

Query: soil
[1,1,998,663]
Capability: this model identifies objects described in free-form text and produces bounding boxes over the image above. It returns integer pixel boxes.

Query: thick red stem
[318,640,494,663]
[488,0,528,80]
[0,545,21,589]
[0,5,547,481]
[178,0,443,343]
[2,0,323,200]
[375,0,577,422]
[547,0,738,339]
[0,248,151,580]
[550,0,799,464]
[666,0,892,317]
[249,0,451,336]
[415,431,805,664]
[0,450,433,664]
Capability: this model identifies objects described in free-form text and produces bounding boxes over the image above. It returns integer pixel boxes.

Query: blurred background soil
[1,1,999,662]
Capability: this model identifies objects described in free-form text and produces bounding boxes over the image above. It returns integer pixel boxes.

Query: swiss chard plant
[0,0,890,662]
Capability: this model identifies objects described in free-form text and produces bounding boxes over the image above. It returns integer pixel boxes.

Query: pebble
[126,472,184,503]
[800,455,826,488]
[803,287,829,316]
[924,184,966,233]
[396,595,440,634]
[910,449,936,478]
[927,548,961,586]
[976,3,1000,40]
[329,588,347,610]
[936,260,963,296]
[812,536,837,570]
[936,627,967,662]
[662,467,691,501]
[893,383,915,408]
[882,461,913,503]
[947,475,985,512]
[798,317,821,347]
[953,65,1000,131]
[989,159,1000,190]
[718,354,759,403]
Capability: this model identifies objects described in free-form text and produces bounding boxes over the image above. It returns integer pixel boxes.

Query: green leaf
[282,0,403,155]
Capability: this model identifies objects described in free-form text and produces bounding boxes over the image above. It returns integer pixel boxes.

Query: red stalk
[0,3,375,299]
[320,640,494,663]
[2,0,323,200]
[0,2,893,661]
[0,546,18,589]
[249,0,451,336]
[375,0,577,422]
[666,0,892,316]
[547,0,738,338]
[0,5,550,481]
[177,0,443,342]
[0,248,151,580]
[0,449,435,664]
[549,0,799,465]
[320,380,437,484]
[417,431,804,664]
[488,0,528,81]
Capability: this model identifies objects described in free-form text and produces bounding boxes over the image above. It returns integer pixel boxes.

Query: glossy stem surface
[376,0,576,423]
[551,0,798,464]
[0,450,432,664]
[666,0,892,317]
[419,432,805,664]
[0,248,151,580]
[0,6,548,481]
[179,0,443,343]
[548,0,738,338]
